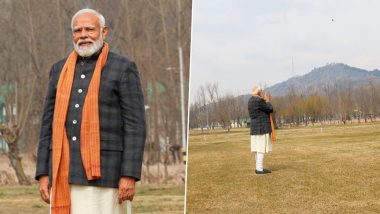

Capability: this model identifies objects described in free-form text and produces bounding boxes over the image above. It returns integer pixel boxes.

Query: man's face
[72,12,108,57]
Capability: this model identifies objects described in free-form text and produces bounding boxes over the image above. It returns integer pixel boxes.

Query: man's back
[248,96,273,135]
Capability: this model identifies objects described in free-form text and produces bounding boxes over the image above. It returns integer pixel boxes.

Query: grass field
[0,184,184,214]
[186,123,380,213]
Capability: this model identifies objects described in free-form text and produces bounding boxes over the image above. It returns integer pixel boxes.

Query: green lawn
[186,123,380,213]
[0,184,184,214]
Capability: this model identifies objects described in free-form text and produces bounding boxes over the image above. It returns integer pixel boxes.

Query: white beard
[73,35,103,57]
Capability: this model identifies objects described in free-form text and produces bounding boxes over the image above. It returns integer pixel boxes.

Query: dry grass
[0,156,185,213]
[186,123,380,213]
[0,184,184,214]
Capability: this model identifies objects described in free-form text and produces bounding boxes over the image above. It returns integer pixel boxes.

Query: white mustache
[77,39,95,46]
[73,35,103,57]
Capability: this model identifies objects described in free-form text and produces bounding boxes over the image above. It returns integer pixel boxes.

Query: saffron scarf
[51,43,109,214]
[270,113,276,141]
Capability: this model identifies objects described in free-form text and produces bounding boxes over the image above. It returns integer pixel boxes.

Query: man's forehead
[73,13,99,27]
[73,23,96,29]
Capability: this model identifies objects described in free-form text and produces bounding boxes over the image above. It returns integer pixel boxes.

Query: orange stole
[51,43,109,214]
[270,113,276,141]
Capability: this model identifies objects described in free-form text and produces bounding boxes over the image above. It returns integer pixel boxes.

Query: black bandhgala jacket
[248,96,273,135]
[35,51,146,188]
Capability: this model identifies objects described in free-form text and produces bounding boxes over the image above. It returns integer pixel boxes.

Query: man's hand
[263,93,270,102]
[263,92,270,102]
[118,176,136,204]
[39,175,50,204]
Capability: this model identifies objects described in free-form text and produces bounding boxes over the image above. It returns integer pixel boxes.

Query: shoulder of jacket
[108,52,140,77]
[107,51,134,66]
[50,57,68,76]
[54,57,67,68]
[251,96,264,101]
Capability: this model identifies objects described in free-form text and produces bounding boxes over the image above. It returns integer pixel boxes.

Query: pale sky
[189,0,380,100]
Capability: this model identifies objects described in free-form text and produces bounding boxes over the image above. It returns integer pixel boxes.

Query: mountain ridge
[266,63,380,96]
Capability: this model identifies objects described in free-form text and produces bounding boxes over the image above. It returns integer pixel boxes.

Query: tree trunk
[7,142,31,185]
[0,125,31,185]
[164,149,168,182]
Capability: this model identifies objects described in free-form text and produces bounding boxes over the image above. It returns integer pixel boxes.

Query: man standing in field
[35,8,146,213]
[248,85,274,174]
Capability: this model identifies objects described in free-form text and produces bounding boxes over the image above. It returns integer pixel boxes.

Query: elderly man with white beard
[35,8,146,214]
[248,85,274,174]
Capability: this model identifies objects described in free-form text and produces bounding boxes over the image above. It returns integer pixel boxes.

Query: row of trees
[273,81,380,126]
[189,83,247,131]
[189,80,380,130]
[0,0,191,184]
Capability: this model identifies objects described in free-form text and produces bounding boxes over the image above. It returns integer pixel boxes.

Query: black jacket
[248,96,273,135]
[35,51,146,188]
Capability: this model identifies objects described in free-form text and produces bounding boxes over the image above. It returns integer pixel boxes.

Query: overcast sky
[189,0,380,100]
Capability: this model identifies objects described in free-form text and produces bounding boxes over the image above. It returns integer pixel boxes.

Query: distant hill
[372,69,380,77]
[266,63,380,96]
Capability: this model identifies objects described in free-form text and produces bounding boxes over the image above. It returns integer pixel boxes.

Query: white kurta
[251,133,272,153]
[70,185,128,214]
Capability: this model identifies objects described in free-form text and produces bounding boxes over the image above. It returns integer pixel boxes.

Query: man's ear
[102,26,109,40]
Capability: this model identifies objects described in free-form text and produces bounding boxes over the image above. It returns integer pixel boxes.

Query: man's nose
[80,30,88,39]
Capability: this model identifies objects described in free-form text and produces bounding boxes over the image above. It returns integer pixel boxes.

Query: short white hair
[252,85,261,95]
[71,8,105,30]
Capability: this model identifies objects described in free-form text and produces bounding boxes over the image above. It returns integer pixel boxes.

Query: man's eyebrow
[73,25,96,30]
